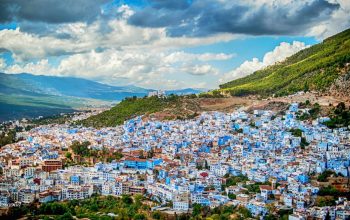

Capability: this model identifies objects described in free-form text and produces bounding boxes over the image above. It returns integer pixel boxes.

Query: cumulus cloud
[262,41,308,66]
[0,1,349,90]
[128,0,340,37]
[0,18,235,61]
[0,0,348,40]
[307,0,350,38]
[4,49,230,89]
[219,41,308,83]
[163,51,234,63]
[0,58,6,69]
[0,28,84,61]
[0,3,236,89]
[181,64,219,76]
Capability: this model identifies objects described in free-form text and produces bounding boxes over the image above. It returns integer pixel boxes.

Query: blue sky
[183,36,319,72]
[0,0,349,89]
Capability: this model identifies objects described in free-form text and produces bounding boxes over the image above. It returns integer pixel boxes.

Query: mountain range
[0,73,204,121]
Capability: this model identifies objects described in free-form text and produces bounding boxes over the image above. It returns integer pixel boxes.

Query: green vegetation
[80,95,180,128]
[316,196,336,207]
[3,195,150,220]
[191,204,253,220]
[218,28,350,97]
[228,193,237,200]
[67,141,123,165]
[70,141,92,157]
[316,185,350,207]
[317,170,340,182]
[222,174,249,190]
[198,90,224,98]
[30,113,78,125]
[243,182,267,194]
[323,102,350,128]
[2,195,256,220]
[0,93,90,122]
[222,175,269,194]
[0,129,18,147]
[297,103,321,120]
[300,137,309,149]
[289,128,303,137]
[288,128,309,149]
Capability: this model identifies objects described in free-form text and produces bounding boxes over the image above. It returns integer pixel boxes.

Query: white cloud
[0,58,6,70]
[219,41,308,83]
[163,51,234,63]
[0,28,80,62]
[0,15,235,61]
[6,59,52,74]
[4,49,228,89]
[182,64,219,76]
[1,1,348,90]
[307,0,350,39]
[0,4,236,89]
[262,41,308,65]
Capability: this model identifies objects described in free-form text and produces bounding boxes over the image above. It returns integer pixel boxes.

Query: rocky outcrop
[329,71,350,102]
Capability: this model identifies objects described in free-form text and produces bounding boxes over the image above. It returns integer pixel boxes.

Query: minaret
[271,178,277,190]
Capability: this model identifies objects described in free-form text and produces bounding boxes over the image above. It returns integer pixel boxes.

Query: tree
[192,203,202,217]
[70,141,91,157]
[289,128,303,137]
[122,195,133,205]
[134,213,146,220]
[57,212,74,220]
[152,211,162,219]
[0,129,17,147]
[228,194,236,200]
[237,206,252,219]
[335,102,346,114]
[65,152,72,160]
[317,170,337,182]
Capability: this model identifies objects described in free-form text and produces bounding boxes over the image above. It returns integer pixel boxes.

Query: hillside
[0,73,205,122]
[79,95,184,128]
[0,73,152,121]
[219,28,350,97]
[0,73,151,101]
[0,94,92,122]
[79,95,258,128]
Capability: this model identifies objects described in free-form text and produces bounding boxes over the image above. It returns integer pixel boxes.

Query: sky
[0,0,349,90]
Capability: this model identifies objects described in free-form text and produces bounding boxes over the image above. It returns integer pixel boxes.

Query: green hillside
[79,95,180,128]
[219,28,350,97]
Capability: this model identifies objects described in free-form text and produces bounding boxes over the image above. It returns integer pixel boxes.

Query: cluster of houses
[0,103,349,219]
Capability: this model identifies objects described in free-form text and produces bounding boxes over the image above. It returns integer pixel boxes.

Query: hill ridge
[218,28,350,97]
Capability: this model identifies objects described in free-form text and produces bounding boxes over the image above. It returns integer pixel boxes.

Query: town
[0,102,349,220]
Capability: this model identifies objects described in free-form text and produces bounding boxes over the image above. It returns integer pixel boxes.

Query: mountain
[0,73,205,121]
[0,73,152,121]
[0,73,151,101]
[218,28,350,97]
[165,88,206,95]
